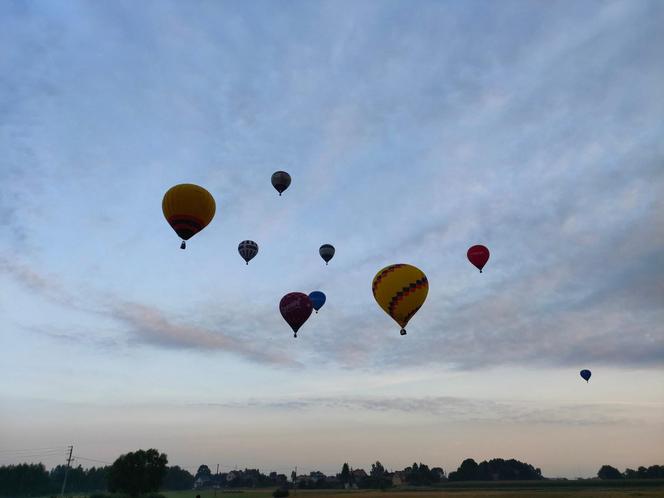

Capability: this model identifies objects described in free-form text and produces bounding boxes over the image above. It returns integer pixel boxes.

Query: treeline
[0,462,194,496]
[598,465,664,480]
[0,464,107,496]
[4,454,662,497]
[448,458,543,481]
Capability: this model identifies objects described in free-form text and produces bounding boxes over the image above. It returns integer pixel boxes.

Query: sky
[0,0,663,479]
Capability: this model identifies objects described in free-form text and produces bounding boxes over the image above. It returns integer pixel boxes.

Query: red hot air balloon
[279,292,313,338]
[467,245,490,273]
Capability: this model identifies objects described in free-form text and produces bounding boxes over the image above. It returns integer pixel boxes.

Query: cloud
[0,255,298,367]
[0,256,85,309]
[197,395,658,427]
[109,301,298,367]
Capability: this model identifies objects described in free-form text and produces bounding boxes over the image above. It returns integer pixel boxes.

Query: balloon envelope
[238,240,259,264]
[580,369,592,382]
[372,264,428,335]
[319,244,335,265]
[467,244,490,272]
[279,292,313,337]
[271,171,291,195]
[162,184,216,248]
[308,291,326,313]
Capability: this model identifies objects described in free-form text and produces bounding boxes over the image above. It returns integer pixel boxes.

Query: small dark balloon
[308,291,326,313]
[319,244,335,265]
[238,240,259,264]
[580,369,592,382]
[271,171,291,196]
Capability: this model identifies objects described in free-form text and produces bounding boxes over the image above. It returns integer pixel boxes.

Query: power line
[0,451,65,460]
[0,447,66,454]
[73,456,112,465]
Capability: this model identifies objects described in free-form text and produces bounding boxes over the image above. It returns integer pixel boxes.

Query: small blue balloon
[308,291,326,313]
[580,369,591,382]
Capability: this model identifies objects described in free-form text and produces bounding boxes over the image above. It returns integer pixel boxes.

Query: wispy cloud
[110,301,298,366]
[0,256,298,366]
[196,395,660,426]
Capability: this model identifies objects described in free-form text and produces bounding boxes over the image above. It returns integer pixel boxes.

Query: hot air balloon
[238,240,259,265]
[467,244,490,272]
[372,264,428,336]
[279,292,313,338]
[271,171,291,196]
[580,369,592,382]
[308,291,326,313]
[319,244,335,265]
[162,184,216,249]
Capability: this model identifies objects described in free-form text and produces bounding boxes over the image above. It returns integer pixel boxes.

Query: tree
[370,461,385,479]
[107,449,168,497]
[0,463,50,496]
[162,465,194,490]
[624,468,638,479]
[431,467,445,482]
[646,465,664,478]
[448,458,478,481]
[339,463,350,487]
[598,465,623,480]
[196,464,212,480]
[448,458,541,481]
[291,470,296,485]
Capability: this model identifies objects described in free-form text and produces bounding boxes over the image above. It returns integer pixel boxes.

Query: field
[47,482,664,498]
[155,483,664,498]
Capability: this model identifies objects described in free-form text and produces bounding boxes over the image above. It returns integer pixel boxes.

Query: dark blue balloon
[308,291,326,313]
[580,369,591,382]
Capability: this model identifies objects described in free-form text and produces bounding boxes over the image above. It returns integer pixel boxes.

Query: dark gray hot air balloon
[319,244,335,265]
[271,171,291,196]
[238,240,259,264]
[580,369,591,383]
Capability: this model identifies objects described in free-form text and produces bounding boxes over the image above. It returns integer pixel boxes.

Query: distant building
[325,475,340,486]
[276,474,288,485]
[194,475,212,489]
[352,469,368,480]
[391,471,406,486]
[309,471,326,483]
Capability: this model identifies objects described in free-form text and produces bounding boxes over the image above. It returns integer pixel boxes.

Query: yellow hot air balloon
[162,184,216,249]
[372,264,428,336]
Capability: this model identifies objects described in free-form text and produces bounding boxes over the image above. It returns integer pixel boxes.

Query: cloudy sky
[1,0,663,478]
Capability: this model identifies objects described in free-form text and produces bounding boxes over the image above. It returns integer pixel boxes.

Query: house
[194,475,212,489]
[352,469,368,480]
[391,471,406,486]
[309,471,326,483]
[276,474,288,485]
[325,475,341,486]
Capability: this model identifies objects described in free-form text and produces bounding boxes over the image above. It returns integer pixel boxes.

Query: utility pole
[60,445,73,497]
[214,463,219,498]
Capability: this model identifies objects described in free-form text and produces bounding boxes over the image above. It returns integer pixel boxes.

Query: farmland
[155,481,664,498]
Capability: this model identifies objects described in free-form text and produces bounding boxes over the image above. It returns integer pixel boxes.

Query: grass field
[49,483,664,498]
[154,484,664,498]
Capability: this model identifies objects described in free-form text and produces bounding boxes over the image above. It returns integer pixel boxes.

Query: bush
[273,488,290,497]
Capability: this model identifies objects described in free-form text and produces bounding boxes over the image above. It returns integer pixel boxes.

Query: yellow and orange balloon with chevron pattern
[372,264,428,336]
[162,184,216,249]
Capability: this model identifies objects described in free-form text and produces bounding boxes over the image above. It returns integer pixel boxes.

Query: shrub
[273,488,290,497]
